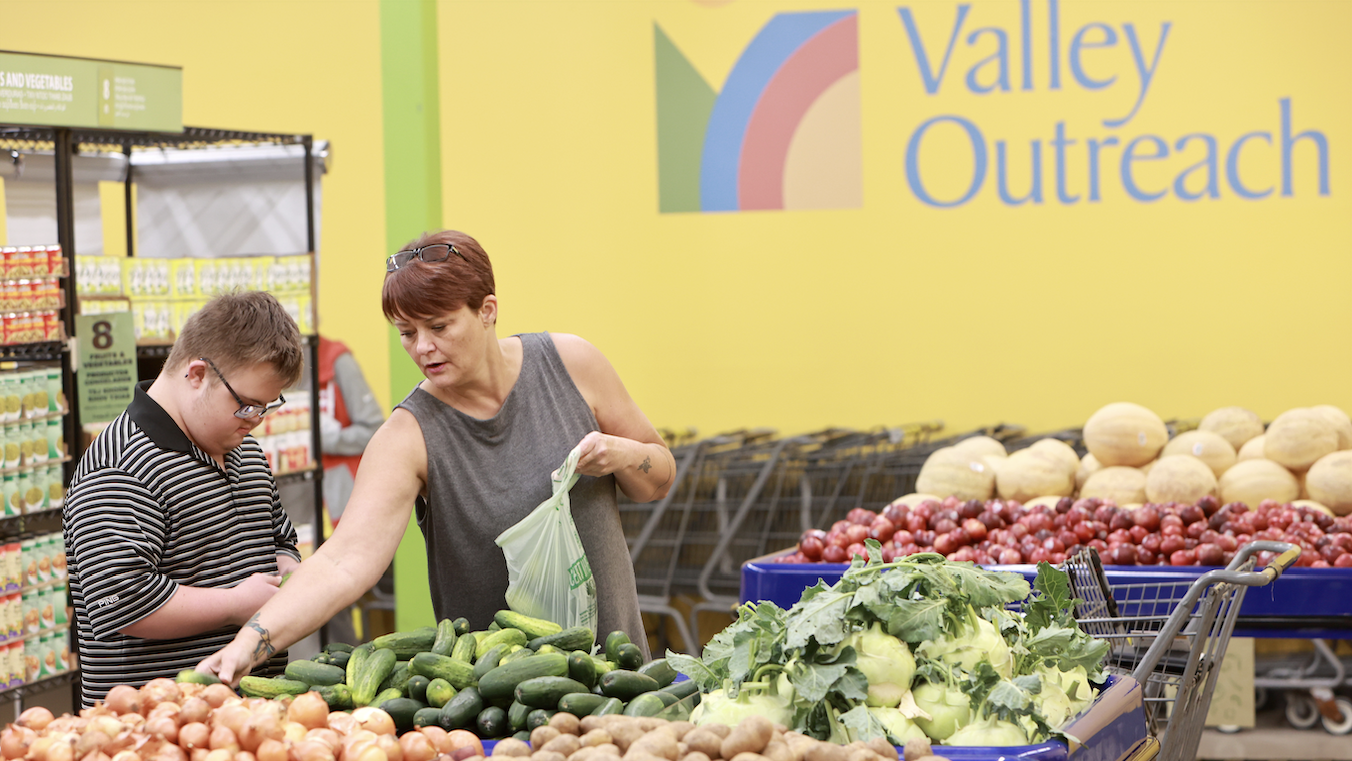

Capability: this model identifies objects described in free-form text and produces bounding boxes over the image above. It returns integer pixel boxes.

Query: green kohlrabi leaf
[887,596,951,644]
[839,704,887,743]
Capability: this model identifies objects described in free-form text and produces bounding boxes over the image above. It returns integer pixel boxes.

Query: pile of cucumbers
[230,610,698,740]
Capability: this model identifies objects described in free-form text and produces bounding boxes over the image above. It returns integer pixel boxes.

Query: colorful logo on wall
[655,10,861,213]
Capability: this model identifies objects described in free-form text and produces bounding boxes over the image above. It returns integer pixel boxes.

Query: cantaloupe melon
[954,435,1008,460]
[1080,466,1147,506]
[1075,453,1102,492]
[1292,499,1335,517]
[1198,407,1264,452]
[996,450,1075,502]
[1311,405,1352,451]
[1305,451,1352,515]
[1030,439,1079,476]
[1023,496,1066,511]
[982,454,1006,479]
[1139,459,1157,475]
[1265,408,1339,470]
[889,493,943,509]
[1145,455,1217,504]
[1237,435,1266,462]
[1083,402,1168,467]
[1161,430,1237,479]
[1218,459,1300,507]
[917,447,995,501]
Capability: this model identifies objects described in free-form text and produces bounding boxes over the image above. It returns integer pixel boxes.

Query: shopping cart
[1059,540,1302,761]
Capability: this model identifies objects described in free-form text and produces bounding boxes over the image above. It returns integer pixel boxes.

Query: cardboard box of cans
[0,246,68,347]
[0,533,73,687]
[75,253,314,341]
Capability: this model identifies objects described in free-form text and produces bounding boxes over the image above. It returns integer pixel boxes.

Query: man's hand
[230,573,283,627]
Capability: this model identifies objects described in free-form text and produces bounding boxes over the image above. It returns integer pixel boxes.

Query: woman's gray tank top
[396,332,648,655]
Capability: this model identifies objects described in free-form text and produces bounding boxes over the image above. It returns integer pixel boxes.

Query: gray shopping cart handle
[1220,539,1302,585]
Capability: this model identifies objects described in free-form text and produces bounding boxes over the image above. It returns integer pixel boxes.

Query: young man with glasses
[64,291,305,707]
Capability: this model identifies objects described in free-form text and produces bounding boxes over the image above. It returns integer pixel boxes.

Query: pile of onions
[0,679,485,761]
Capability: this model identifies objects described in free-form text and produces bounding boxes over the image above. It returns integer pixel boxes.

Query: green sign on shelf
[76,312,138,425]
[0,51,182,132]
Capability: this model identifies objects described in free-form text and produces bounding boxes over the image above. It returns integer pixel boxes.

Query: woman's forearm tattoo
[246,613,276,661]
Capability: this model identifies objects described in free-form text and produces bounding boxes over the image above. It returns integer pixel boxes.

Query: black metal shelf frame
[2,121,329,703]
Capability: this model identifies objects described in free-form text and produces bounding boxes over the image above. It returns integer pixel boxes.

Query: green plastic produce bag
[494,445,598,632]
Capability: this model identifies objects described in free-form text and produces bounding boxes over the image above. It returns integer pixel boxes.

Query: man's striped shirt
[64,382,299,707]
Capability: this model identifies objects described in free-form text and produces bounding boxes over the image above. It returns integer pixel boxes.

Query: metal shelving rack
[1,122,328,706]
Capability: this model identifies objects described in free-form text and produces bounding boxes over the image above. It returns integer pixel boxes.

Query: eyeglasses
[387,243,466,272]
[200,357,286,419]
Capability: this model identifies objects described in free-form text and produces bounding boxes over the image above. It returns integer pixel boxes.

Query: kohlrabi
[690,672,795,728]
[867,706,929,744]
[945,716,1030,746]
[917,609,1014,679]
[842,622,916,707]
[910,680,972,741]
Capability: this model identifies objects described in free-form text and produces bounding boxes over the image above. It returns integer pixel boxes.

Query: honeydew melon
[1084,402,1168,467]
[1162,430,1237,479]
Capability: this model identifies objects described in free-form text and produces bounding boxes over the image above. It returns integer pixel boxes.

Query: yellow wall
[9,0,1349,439]
[1,0,393,408]
[440,0,1352,436]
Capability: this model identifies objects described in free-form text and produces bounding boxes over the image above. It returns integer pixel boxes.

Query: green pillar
[381,0,441,632]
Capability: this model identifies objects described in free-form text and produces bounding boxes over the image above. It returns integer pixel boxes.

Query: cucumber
[567,651,597,689]
[450,633,477,663]
[431,619,459,657]
[371,687,404,708]
[176,669,221,685]
[374,626,437,660]
[439,686,484,730]
[623,692,668,717]
[598,670,660,701]
[615,643,643,671]
[590,697,624,716]
[407,675,431,702]
[476,705,509,739]
[312,683,354,710]
[604,631,631,662]
[240,676,309,699]
[499,647,535,666]
[512,731,531,744]
[515,676,589,710]
[345,644,372,692]
[637,658,678,688]
[379,697,427,733]
[408,652,478,691]
[526,709,555,731]
[380,661,412,695]
[527,626,595,653]
[477,652,569,704]
[494,610,563,641]
[508,700,531,732]
[557,692,607,717]
[660,679,699,700]
[312,653,334,665]
[353,648,398,707]
[452,617,471,636]
[426,678,455,708]
[329,651,351,670]
[325,642,355,654]
[413,707,443,729]
[476,628,528,659]
[286,660,347,687]
[472,645,508,680]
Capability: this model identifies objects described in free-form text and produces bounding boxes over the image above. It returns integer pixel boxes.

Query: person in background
[64,291,304,707]
[316,335,386,643]
[200,229,674,684]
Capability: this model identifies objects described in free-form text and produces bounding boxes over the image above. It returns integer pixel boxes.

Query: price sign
[76,312,138,426]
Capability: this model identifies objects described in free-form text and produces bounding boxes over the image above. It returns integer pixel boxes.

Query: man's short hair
[164,291,304,385]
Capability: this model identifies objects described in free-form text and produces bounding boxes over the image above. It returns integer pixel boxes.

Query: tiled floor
[1199,703,1352,761]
